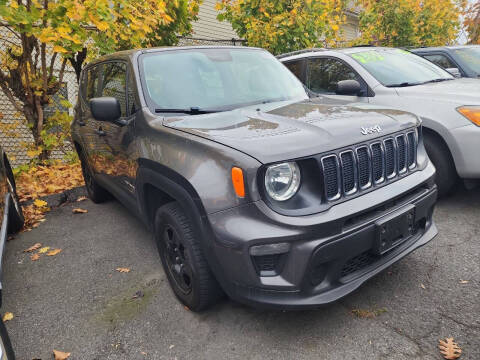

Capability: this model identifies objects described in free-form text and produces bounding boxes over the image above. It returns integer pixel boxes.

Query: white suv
[279,47,480,195]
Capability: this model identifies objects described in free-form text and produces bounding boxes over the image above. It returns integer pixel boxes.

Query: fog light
[250,243,290,276]
[250,242,290,256]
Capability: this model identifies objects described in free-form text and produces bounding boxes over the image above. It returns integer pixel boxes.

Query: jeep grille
[321,130,418,201]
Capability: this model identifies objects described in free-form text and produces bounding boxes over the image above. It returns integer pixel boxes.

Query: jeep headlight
[264,162,301,201]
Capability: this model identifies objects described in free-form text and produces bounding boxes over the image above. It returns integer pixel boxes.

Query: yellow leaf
[38,246,50,254]
[2,312,13,322]
[46,248,62,256]
[33,199,48,208]
[96,22,109,31]
[53,350,71,360]
[31,253,40,261]
[53,45,68,54]
[76,196,88,202]
[116,267,131,273]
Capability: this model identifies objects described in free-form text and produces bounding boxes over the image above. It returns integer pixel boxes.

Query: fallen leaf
[30,253,40,261]
[2,312,13,322]
[420,283,426,289]
[141,351,147,355]
[116,267,131,273]
[53,349,71,360]
[459,280,469,284]
[438,337,462,359]
[23,243,42,253]
[76,196,88,202]
[72,208,88,214]
[16,162,84,202]
[46,248,62,256]
[33,199,48,208]
[351,308,387,319]
[38,246,50,254]
[169,344,175,349]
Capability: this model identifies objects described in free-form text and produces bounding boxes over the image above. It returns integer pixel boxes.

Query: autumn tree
[216,0,348,55]
[464,1,480,44]
[0,0,200,161]
[354,0,465,47]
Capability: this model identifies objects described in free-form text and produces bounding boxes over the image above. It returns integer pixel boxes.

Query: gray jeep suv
[72,46,438,311]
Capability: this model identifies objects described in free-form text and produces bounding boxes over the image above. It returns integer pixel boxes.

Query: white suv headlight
[264,162,301,201]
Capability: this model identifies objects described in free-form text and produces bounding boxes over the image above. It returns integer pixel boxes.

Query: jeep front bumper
[206,161,437,309]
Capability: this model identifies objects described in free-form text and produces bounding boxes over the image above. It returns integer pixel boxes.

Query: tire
[6,168,23,234]
[154,202,223,311]
[78,151,110,204]
[424,133,457,197]
[0,317,15,359]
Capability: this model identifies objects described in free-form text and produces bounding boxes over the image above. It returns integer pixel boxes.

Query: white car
[279,47,480,195]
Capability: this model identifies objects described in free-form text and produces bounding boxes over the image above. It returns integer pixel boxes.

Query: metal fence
[0,35,244,167]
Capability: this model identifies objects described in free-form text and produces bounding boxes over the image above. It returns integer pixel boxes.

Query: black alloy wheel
[154,202,223,311]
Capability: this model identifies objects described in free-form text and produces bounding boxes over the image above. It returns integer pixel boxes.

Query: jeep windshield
[349,49,454,87]
[139,48,308,114]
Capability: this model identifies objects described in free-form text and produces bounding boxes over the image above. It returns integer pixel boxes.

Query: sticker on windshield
[395,49,410,55]
[351,52,385,63]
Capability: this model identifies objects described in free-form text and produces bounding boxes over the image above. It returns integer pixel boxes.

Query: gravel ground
[2,186,479,360]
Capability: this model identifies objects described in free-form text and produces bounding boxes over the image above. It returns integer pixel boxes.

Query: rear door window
[422,54,456,69]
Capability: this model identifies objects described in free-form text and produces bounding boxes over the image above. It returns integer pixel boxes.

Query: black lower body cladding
[206,162,438,309]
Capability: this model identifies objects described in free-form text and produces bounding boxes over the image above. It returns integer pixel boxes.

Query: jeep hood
[395,78,480,104]
[162,101,419,164]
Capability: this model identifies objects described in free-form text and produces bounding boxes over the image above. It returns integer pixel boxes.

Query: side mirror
[445,68,461,78]
[336,80,362,96]
[90,97,121,122]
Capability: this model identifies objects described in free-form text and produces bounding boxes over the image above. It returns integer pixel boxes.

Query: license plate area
[374,204,416,255]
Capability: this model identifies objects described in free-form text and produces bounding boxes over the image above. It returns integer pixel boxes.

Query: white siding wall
[192,1,359,42]
[192,0,239,39]
[343,14,359,41]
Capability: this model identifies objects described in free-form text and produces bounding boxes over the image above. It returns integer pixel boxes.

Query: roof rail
[276,48,327,59]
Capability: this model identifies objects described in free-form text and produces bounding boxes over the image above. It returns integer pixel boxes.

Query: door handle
[95,128,106,137]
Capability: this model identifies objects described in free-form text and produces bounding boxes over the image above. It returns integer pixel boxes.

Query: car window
[307,58,361,94]
[349,49,453,87]
[139,48,307,112]
[86,66,100,100]
[453,47,480,74]
[284,60,303,80]
[100,62,127,117]
[423,54,456,69]
[127,70,138,115]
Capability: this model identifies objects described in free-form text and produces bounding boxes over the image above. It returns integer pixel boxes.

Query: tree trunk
[24,101,49,162]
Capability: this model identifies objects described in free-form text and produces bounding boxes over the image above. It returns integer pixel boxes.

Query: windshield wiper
[154,107,220,115]
[420,78,454,84]
[386,82,422,88]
